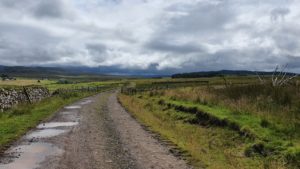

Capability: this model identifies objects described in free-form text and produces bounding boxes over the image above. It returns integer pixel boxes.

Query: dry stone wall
[0,86,50,112]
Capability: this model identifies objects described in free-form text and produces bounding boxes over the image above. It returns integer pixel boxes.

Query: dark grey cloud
[271,7,290,21]
[86,43,108,62]
[86,43,107,54]
[0,21,62,65]
[33,0,67,19]
[145,40,205,54]
[0,0,28,8]
[286,55,300,69]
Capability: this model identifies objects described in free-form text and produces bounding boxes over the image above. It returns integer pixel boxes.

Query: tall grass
[163,83,300,133]
[160,83,300,167]
[118,94,288,169]
[122,79,300,168]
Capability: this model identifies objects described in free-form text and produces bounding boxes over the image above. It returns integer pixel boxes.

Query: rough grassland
[118,94,289,169]
[119,85,300,169]
[160,86,299,167]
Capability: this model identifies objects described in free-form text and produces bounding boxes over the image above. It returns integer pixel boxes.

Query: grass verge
[119,90,300,168]
[163,98,299,165]
[118,93,292,169]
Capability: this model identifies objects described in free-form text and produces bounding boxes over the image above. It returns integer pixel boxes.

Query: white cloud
[0,0,300,74]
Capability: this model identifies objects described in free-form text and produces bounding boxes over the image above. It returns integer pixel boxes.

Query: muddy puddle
[37,122,78,129]
[26,129,67,139]
[0,143,63,169]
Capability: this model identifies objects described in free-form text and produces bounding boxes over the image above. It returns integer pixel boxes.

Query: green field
[0,78,126,92]
[0,79,54,86]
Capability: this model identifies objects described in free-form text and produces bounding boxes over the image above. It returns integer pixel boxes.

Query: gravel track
[0,91,191,169]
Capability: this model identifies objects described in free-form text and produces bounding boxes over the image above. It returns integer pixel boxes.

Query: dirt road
[0,91,191,169]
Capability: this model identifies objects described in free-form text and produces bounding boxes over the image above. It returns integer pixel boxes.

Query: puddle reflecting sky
[0,143,63,169]
[26,129,67,139]
[37,122,78,129]
[64,105,81,109]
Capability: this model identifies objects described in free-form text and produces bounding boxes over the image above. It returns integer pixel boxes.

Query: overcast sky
[0,0,300,74]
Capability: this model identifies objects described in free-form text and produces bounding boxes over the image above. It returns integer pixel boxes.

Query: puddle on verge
[26,129,67,139]
[37,122,78,129]
[0,143,63,169]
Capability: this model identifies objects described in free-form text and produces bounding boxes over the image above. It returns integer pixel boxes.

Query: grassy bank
[118,85,299,168]
[0,91,97,151]
[162,85,299,130]
[161,85,299,165]
[118,94,269,168]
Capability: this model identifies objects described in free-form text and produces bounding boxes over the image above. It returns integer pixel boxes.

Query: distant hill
[0,65,124,80]
[0,65,170,79]
[172,70,297,78]
[1,66,67,75]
